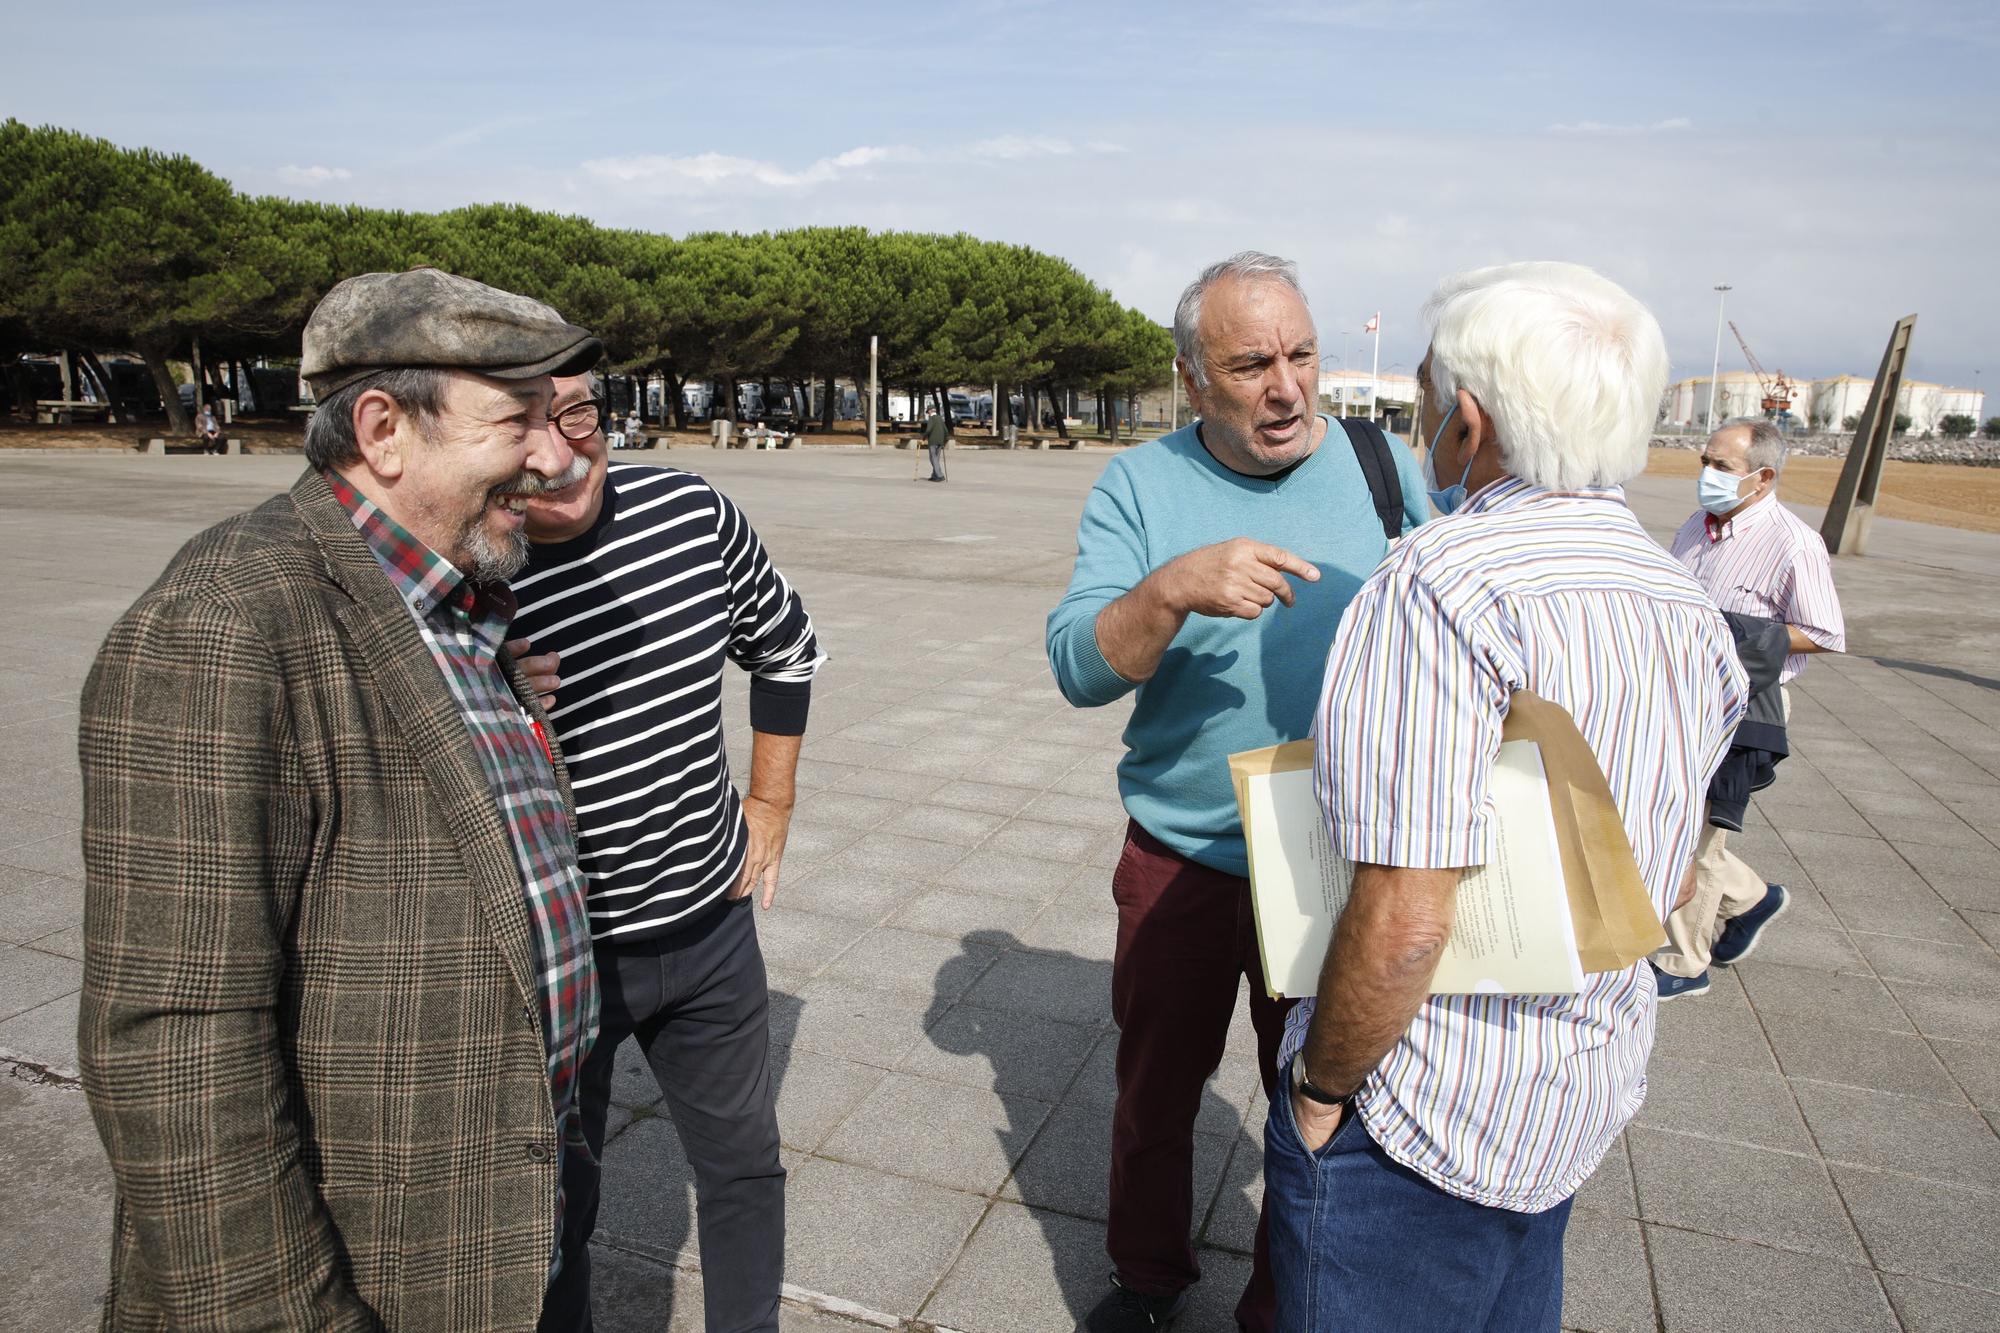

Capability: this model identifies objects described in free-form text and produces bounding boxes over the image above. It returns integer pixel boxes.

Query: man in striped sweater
[510,373,824,1333]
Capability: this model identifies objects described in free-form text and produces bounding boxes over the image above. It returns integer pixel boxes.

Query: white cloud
[582,145,911,193]
[965,135,1082,160]
[277,164,353,185]
[1547,117,1694,136]
[582,136,1123,196]
[584,146,916,195]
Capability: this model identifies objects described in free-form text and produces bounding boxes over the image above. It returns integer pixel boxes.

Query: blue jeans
[1263,1082,1573,1332]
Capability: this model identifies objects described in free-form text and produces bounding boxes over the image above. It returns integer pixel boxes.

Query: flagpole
[1368,312,1381,422]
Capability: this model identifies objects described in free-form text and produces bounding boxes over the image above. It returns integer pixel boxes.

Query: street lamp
[1706,284,1732,433]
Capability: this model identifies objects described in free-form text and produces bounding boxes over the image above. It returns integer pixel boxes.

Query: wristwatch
[1290,1054,1355,1109]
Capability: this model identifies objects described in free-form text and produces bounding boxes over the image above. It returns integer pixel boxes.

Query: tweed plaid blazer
[79,468,585,1331]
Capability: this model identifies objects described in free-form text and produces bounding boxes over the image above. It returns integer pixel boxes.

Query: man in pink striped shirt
[1268,263,1746,1331]
[1651,417,1846,998]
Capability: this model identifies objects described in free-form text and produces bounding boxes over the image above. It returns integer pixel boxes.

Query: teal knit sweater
[1045,418,1427,875]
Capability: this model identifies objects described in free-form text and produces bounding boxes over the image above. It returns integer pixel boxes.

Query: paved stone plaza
[3,445,1997,1332]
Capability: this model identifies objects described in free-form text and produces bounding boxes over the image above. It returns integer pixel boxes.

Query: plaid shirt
[329,472,599,1234]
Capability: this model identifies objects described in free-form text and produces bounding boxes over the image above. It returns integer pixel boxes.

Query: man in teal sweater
[1046,252,1426,1333]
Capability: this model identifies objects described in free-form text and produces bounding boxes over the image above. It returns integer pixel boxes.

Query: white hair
[1173,251,1308,388]
[1423,262,1668,489]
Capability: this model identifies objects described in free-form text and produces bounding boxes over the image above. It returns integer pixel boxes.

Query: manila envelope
[1499,689,1665,972]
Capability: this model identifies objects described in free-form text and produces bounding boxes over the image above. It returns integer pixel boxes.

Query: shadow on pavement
[1869,656,2000,692]
[925,929,1264,1328]
[587,990,804,1332]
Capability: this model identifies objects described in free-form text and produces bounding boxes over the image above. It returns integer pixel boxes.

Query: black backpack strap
[1337,415,1406,542]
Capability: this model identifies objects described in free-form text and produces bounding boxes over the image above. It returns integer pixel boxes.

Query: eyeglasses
[549,397,607,441]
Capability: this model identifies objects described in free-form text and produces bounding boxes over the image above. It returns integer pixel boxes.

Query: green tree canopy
[2,120,1172,432]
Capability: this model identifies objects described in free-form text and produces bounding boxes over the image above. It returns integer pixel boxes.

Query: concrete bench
[147,438,242,456]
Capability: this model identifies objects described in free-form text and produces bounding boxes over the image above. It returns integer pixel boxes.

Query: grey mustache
[494,453,592,499]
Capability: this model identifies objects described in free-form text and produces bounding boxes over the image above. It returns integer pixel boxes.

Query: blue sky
[14,1,1998,392]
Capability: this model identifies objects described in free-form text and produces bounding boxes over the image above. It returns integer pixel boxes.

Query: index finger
[1257,545,1321,581]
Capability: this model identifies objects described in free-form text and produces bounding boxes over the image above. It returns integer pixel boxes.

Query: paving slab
[1929,1036,2000,1110]
[1569,1133,1639,1221]
[921,1201,1106,1333]
[1650,986,1780,1071]
[595,1114,702,1268]
[1643,1224,1896,1333]
[1832,1167,2000,1291]
[886,887,1042,942]
[903,1003,1098,1103]
[1632,1056,1816,1154]
[771,1048,888,1155]
[0,944,81,1025]
[1853,930,2000,994]
[1760,1009,1965,1102]
[1791,1080,2000,1188]
[1881,1273,2000,1332]
[1889,980,2000,1046]
[0,1069,115,1333]
[1735,960,1915,1032]
[0,990,82,1076]
[1629,1127,1865,1262]
[1559,1211,1657,1333]
[784,1157,988,1319]
[819,1072,1052,1195]
[1201,1132,1266,1254]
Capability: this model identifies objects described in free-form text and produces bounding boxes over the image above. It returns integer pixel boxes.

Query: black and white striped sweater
[512,464,823,943]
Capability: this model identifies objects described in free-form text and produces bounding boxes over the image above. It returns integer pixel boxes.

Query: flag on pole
[1363,313,1379,333]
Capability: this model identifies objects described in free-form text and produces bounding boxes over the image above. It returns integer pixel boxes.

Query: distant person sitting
[922,405,950,482]
[197,404,222,454]
[625,409,644,448]
[1651,416,1845,999]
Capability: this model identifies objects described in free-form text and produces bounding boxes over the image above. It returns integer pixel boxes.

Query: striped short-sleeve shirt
[1279,476,1746,1212]
[1670,495,1845,683]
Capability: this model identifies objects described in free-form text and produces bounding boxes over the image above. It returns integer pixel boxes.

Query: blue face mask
[1421,405,1473,514]
[1697,465,1756,516]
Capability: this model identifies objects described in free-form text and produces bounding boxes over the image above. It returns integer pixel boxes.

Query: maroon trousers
[1109,820,1293,1332]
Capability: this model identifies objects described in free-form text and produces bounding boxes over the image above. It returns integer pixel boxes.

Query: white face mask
[1697,465,1757,516]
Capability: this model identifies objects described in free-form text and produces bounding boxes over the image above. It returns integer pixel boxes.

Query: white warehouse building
[1660,374,1984,434]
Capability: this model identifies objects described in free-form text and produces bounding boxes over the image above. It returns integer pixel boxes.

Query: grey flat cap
[301,268,602,398]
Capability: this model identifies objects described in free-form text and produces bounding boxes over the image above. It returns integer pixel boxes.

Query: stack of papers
[1234,740,1585,999]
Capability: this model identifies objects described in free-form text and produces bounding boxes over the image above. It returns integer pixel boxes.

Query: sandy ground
[7,420,1998,535]
[1640,448,2000,535]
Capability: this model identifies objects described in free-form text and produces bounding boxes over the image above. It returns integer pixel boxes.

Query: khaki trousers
[1654,819,1770,977]
[1654,686,1790,978]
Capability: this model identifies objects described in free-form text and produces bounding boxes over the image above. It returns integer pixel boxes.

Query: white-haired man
[1266,263,1747,1329]
[1047,252,1426,1332]
[1650,416,1844,999]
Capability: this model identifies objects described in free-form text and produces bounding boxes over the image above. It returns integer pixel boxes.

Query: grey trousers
[541,897,784,1333]
[927,440,945,479]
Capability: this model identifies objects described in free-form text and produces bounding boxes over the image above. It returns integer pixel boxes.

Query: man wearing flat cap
[78,268,605,1330]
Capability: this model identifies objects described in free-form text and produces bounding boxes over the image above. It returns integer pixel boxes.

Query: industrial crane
[1728,321,1795,420]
